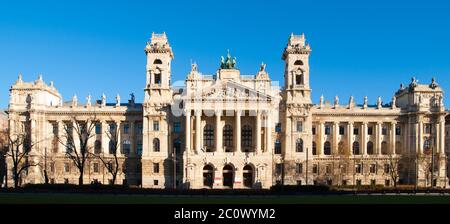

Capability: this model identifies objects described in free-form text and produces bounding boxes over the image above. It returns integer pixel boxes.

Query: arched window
[295,73,303,85]
[274,140,282,154]
[223,165,234,188]
[154,73,161,85]
[153,59,162,64]
[223,124,233,149]
[324,141,331,155]
[203,165,214,188]
[94,140,102,154]
[108,140,115,154]
[424,137,431,153]
[241,125,252,147]
[381,141,389,155]
[122,140,131,154]
[153,138,160,152]
[243,165,254,188]
[352,142,360,155]
[367,141,374,155]
[312,141,317,155]
[294,60,304,66]
[203,124,214,148]
[395,141,402,154]
[296,139,303,152]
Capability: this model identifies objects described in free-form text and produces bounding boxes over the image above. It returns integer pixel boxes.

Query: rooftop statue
[220,49,237,69]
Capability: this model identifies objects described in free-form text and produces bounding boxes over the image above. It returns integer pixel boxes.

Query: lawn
[1,193,450,204]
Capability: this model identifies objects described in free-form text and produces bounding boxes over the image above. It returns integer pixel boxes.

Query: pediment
[195,80,273,102]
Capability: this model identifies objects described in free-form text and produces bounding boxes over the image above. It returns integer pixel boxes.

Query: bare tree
[89,122,121,185]
[0,129,9,187]
[387,153,400,188]
[418,153,432,188]
[7,130,39,188]
[59,116,97,185]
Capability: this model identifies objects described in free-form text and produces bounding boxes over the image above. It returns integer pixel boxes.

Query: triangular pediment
[193,80,273,102]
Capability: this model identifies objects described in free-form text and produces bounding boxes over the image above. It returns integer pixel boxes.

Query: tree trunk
[78,169,84,185]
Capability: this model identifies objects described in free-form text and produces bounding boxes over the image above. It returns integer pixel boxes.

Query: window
[312,126,316,135]
[313,164,318,174]
[339,126,345,135]
[353,127,359,135]
[370,164,377,174]
[382,126,388,135]
[95,123,101,134]
[242,125,252,147]
[294,60,304,65]
[384,164,390,173]
[122,140,131,154]
[93,163,99,173]
[356,179,362,186]
[274,140,282,154]
[153,59,162,64]
[367,141,374,155]
[296,121,303,132]
[153,138,160,152]
[173,122,181,133]
[154,73,161,85]
[94,140,102,154]
[153,163,160,173]
[352,142,360,155]
[275,123,281,133]
[370,179,376,186]
[137,140,143,155]
[424,123,432,134]
[325,165,331,174]
[381,141,388,155]
[324,141,331,155]
[325,125,331,135]
[123,123,129,134]
[296,163,303,174]
[295,74,303,85]
[109,123,116,133]
[64,178,69,184]
[296,139,304,152]
[223,125,233,148]
[396,126,401,135]
[52,123,58,136]
[153,121,160,131]
[64,163,70,173]
[424,137,431,152]
[368,126,373,135]
[203,124,214,148]
[297,180,302,186]
[109,140,115,154]
[385,179,390,186]
[275,164,283,175]
[355,164,362,174]
[312,142,317,155]
[154,180,159,186]
[135,123,143,134]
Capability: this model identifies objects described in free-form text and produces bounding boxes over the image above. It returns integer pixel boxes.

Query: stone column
[391,122,396,155]
[116,120,122,154]
[195,110,201,153]
[333,122,339,155]
[101,121,108,154]
[235,110,242,153]
[56,120,62,154]
[439,117,445,155]
[376,122,382,155]
[215,110,222,152]
[318,122,324,155]
[362,122,368,156]
[348,122,354,155]
[418,121,423,154]
[185,110,191,153]
[256,110,261,154]
[130,121,135,155]
[265,112,272,153]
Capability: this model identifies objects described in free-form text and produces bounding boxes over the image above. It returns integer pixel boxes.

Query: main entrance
[222,165,234,188]
[243,165,254,188]
[203,165,214,188]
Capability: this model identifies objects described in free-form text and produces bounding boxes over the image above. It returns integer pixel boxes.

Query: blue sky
[1,0,450,108]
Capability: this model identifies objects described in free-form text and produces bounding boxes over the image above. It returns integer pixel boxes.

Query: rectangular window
[296,180,302,186]
[424,123,432,134]
[353,127,359,135]
[384,164,390,173]
[325,125,331,135]
[153,163,160,173]
[356,180,362,186]
[52,123,58,136]
[385,179,390,186]
[137,140,143,155]
[93,163,99,173]
[64,178,69,184]
[370,164,377,174]
[154,180,159,186]
[296,121,303,132]
[396,126,401,135]
[274,141,282,154]
[325,165,331,174]
[275,123,282,133]
[95,123,101,134]
[275,164,283,175]
[153,121,160,131]
[339,126,345,135]
[64,163,70,173]
[355,164,362,174]
[123,123,129,134]
[312,126,316,135]
[313,164,318,174]
[368,127,373,135]
[136,123,143,134]
[173,122,181,133]
[382,126,388,135]
[371,179,376,186]
[295,163,303,174]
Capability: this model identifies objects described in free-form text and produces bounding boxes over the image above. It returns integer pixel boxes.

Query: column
[130,121,135,154]
[56,120,62,153]
[348,122,354,155]
[439,117,445,155]
[256,110,261,154]
[101,121,108,154]
[318,122,324,155]
[235,110,241,153]
[185,110,191,153]
[215,110,222,152]
[195,110,201,153]
[333,122,339,155]
[116,120,122,154]
[376,122,382,155]
[418,121,423,154]
[362,122,368,156]
[391,122,396,155]
[265,112,272,153]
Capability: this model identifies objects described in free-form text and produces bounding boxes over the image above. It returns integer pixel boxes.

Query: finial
[50,81,54,88]
[17,73,23,83]
[38,74,43,81]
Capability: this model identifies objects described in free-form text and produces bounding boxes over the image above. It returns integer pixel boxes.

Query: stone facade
[5,32,449,188]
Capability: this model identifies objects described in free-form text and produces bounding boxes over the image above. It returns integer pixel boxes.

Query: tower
[142,32,174,188]
[281,33,313,185]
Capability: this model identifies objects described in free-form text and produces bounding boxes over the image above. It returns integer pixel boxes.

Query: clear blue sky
[1,0,450,109]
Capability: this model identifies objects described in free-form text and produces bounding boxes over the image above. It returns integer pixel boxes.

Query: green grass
[1,193,450,204]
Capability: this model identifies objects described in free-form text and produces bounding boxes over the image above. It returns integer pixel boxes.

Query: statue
[116,94,121,107]
[400,83,404,89]
[334,95,339,107]
[319,95,324,108]
[191,62,198,72]
[130,93,135,102]
[430,77,438,89]
[101,93,106,107]
[260,62,266,72]
[86,94,91,107]
[72,95,78,107]
[349,96,354,108]
[220,50,237,69]
[50,81,54,88]
[410,76,418,88]
[16,73,23,84]
[440,95,444,106]
[377,96,382,109]
[392,96,397,109]
[363,96,368,109]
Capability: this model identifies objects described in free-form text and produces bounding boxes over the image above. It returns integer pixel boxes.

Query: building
[6,33,448,188]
